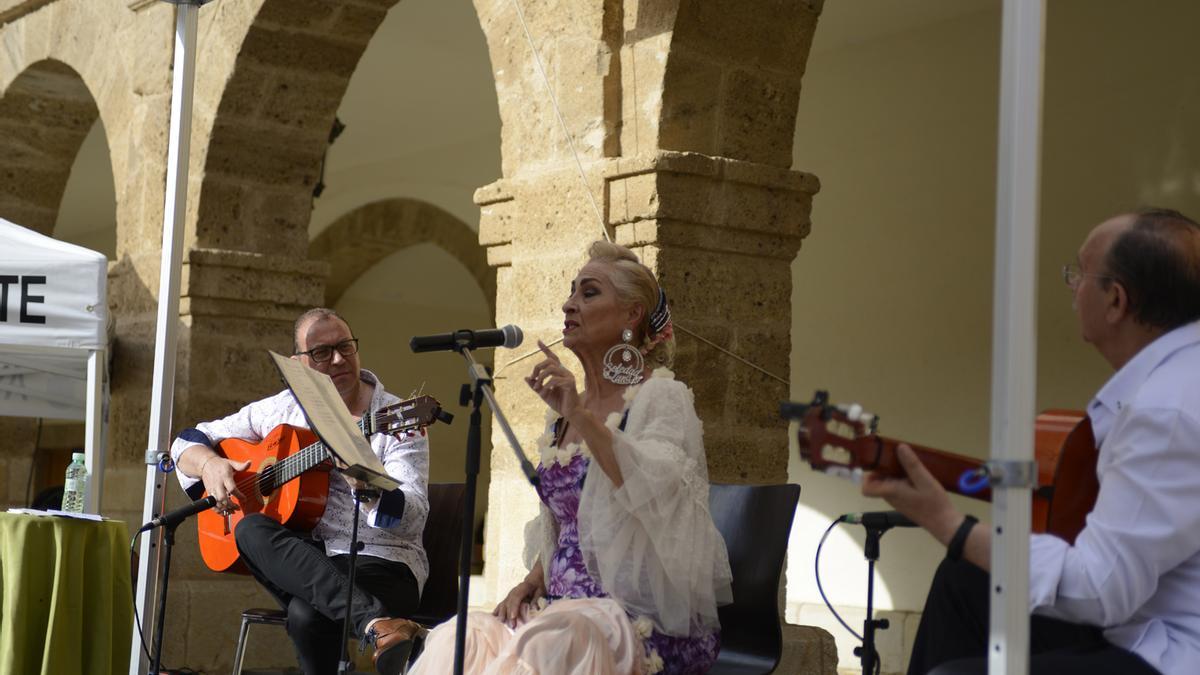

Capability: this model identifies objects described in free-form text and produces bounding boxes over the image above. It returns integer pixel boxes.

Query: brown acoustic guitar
[788,391,1099,544]
[196,396,450,574]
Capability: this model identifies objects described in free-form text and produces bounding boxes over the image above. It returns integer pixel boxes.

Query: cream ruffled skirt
[408,598,645,675]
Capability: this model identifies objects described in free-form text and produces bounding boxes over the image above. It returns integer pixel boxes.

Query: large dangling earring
[603,328,645,385]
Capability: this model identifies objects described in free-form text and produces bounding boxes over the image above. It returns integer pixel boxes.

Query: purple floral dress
[537,448,721,674]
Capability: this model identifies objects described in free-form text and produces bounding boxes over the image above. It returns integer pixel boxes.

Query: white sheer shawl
[529,369,733,638]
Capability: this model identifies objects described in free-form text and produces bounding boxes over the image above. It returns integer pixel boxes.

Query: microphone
[137,495,217,533]
[409,324,523,353]
[842,511,917,529]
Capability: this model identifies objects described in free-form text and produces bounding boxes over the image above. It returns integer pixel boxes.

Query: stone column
[473,0,824,602]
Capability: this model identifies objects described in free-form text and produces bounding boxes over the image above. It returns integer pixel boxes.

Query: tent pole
[83,348,105,513]
[130,3,209,674]
[989,1,1045,674]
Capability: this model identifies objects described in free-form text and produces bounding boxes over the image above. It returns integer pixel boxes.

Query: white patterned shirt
[1029,320,1200,675]
[169,369,430,591]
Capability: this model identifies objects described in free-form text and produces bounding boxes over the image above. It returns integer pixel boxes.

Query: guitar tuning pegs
[847,403,863,422]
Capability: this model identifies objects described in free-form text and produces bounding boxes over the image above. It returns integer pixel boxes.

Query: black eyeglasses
[295,338,359,363]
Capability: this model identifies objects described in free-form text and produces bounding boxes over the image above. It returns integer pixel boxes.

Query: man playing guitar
[863,209,1200,675]
[169,308,425,674]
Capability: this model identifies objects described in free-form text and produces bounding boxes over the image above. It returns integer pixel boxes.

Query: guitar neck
[872,436,991,500]
[264,415,371,492]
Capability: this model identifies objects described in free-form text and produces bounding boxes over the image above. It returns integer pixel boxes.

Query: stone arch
[309,198,496,316]
[652,1,821,168]
[190,0,403,258]
[471,0,822,177]
[0,59,100,234]
[0,0,170,264]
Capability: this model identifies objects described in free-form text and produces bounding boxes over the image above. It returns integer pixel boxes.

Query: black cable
[23,417,43,506]
[815,515,863,642]
[129,533,156,666]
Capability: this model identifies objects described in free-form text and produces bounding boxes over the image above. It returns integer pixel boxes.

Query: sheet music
[269,351,398,491]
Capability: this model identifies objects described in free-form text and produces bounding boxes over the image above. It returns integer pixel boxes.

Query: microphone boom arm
[461,348,538,486]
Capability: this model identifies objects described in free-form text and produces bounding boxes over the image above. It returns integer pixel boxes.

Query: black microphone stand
[856,522,894,675]
[149,518,181,675]
[338,487,378,674]
[452,342,538,675]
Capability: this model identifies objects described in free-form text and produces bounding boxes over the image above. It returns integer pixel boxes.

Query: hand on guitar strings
[861,443,963,546]
[200,454,250,516]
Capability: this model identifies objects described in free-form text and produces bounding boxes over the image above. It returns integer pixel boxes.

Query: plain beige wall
[788,0,1200,668]
[309,0,500,237]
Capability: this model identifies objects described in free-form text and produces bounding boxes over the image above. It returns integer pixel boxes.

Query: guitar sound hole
[257,466,275,499]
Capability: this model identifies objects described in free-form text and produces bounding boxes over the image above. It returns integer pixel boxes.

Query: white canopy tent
[0,217,108,513]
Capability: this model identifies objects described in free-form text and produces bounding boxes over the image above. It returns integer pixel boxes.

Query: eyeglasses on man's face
[1061,263,1114,290]
[295,338,359,363]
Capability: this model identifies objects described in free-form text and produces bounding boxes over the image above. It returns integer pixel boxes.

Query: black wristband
[946,515,979,561]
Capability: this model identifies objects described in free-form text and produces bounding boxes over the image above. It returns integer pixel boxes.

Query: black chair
[231,482,466,674]
[409,482,466,628]
[398,481,467,670]
[709,483,802,675]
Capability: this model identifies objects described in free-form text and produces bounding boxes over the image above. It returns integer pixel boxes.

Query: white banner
[0,218,106,350]
[0,218,107,420]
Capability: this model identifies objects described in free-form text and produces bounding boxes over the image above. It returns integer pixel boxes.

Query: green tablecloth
[0,513,132,675]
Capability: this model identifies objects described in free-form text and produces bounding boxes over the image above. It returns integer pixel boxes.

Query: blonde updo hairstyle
[586,241,675,369]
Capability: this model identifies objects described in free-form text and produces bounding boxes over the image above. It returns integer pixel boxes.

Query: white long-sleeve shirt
[1029,320,1200,675]
[168,369,430,591]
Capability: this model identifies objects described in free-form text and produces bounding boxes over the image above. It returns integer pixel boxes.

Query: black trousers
[235,513,420,674]
[907,558,1160,675]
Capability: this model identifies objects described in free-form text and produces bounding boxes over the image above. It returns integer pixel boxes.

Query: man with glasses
[169,308,426,674]
[863,208,1200,675]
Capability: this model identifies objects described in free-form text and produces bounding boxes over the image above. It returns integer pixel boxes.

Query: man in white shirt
[169,308,427,674]
[864,208,1200,675]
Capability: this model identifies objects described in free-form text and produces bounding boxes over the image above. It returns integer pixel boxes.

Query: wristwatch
[946,515,979,561]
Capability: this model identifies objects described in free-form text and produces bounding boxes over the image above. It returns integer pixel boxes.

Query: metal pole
[83,348,105,513]
[130,3,207,673]
[989,1,1045,674]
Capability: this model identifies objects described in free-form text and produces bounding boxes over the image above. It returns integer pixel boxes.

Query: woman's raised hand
[526,340,582,417]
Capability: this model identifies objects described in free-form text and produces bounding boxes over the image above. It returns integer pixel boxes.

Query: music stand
[269,352,400,673]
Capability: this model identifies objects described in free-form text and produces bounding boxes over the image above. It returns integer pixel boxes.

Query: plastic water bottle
[62,452,89,513]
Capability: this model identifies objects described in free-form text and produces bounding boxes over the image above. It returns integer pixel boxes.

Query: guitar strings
[221,411,389,503]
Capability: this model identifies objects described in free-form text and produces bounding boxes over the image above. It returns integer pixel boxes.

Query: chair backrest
[708,483,802,675]
[412,482,466,626]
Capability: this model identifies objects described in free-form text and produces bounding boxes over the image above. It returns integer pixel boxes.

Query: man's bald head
[1103,208,1200,331]
[293,307,350,353]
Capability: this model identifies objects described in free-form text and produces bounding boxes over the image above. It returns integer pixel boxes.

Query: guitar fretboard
[258,415,371,495]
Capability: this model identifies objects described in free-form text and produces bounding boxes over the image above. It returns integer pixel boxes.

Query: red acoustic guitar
[196,396,449,574]
[789,391,1099,544]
